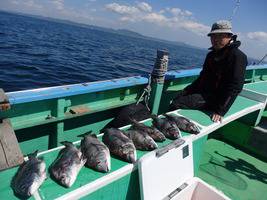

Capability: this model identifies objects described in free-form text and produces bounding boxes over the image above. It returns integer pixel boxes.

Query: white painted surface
[138,138,193,200]
[55,164,136,200]
[172,178,231,200]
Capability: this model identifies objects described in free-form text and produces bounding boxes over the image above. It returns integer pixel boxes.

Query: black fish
[103,128,136,163]
[49,141,86,188]
[129,119,166,142]
[11,151,46,198]
[79,132,111,172]
[151,115,181,139]
[125,129,158,150]
[164,114,200,134]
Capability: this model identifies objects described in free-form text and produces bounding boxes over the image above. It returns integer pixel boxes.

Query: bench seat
[1,86,267,200]
[0,119,190,200]
[243,81,267,96]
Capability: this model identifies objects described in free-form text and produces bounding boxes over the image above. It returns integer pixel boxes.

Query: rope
[136,75,151,111]
[229,0,241,22]
[151,54,168,83]
[257,53,267,65]
[136,50,169,111]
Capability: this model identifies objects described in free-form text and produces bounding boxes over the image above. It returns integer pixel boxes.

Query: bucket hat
[207,20,233,36]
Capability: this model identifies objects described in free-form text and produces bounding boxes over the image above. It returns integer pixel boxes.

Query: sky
[0,0,266,59]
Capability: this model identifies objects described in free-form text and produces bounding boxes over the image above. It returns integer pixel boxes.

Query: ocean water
[0,11,209,92]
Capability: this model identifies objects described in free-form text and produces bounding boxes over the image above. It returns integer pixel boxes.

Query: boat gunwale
[4,64,267,105]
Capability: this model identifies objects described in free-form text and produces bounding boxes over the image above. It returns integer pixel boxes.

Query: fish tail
[129,117,138,123]
[150,114,158,120]
[60,141,73,147]
[77,130,93,138]
[28,150,38,159]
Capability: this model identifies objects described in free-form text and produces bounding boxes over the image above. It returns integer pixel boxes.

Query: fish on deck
[151,115,181,139]
[11,150,46,198]
[49,141,86,188]
[124,129,158,151]
[129,119,166,142]
[103,128,137,163]
[164,114,200,134]
[79,132,111,173]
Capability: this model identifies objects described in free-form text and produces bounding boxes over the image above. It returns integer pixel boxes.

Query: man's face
[210,33,232,50]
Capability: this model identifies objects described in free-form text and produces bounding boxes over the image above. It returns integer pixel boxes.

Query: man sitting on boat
[169,20,248,123]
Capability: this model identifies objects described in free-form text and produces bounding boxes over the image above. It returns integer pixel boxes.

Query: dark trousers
[169,91,212,111]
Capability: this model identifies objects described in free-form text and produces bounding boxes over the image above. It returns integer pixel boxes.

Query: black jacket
[184,38,248,116]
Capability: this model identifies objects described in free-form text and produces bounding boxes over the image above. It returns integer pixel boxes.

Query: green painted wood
[244,81,267,95]
[193,135,208,175]
[0,165,35,200]
[177,96,260,127]
[149,83,164,115]
[0,117,194,200]
[197,138,267,200]
[215,120,267,160]
[30,137,176,199]
[1,68,267,199]
[158,77,197,115]
[80,169,140,200]
[0,86,144,132]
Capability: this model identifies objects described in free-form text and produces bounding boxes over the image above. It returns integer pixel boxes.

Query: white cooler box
[138,138,231,200]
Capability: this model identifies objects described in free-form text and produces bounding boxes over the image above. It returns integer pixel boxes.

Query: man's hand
[211,113,223,123]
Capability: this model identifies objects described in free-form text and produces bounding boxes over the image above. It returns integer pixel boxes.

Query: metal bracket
[0,119,24,171]
[163,183,188,200]
[156,138,185,157]
[0,89,11,111]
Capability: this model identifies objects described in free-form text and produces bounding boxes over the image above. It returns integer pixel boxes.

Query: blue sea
[0,11,255,92]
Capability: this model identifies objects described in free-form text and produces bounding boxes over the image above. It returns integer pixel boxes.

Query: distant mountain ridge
[0,10,202,50]
[0,10,262,64]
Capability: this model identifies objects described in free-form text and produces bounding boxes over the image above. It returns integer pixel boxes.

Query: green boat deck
[177,95,263,127]
[0,119,192,200]
[2,86,266,199]
[244,81,267,95]
[197,138,267,200]
[1,75,267,199]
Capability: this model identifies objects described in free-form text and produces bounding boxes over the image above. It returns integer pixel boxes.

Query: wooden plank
[0,142,8,170]
[0,88,10,111]
[0,119,24,171]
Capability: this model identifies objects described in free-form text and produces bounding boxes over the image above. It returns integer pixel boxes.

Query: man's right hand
[211,113,223,123]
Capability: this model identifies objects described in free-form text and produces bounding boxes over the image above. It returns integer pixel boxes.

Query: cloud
[50,0,64,10]
[105,2,209,36]
[167,7,192,17]
[247,31,267,43]
[11,0,43,9]
[143,13,168,24]
[137,2,152,12]
[105,3,139,15]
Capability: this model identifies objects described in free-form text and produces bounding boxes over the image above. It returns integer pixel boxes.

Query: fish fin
[162,113,169,119]
[27,150,38,159]
[101,128,108,133]
[150,114,158,120]
[129,117,138,124]
[60,141,73,147]
[163,113,174,120]
[77,130,93,137]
